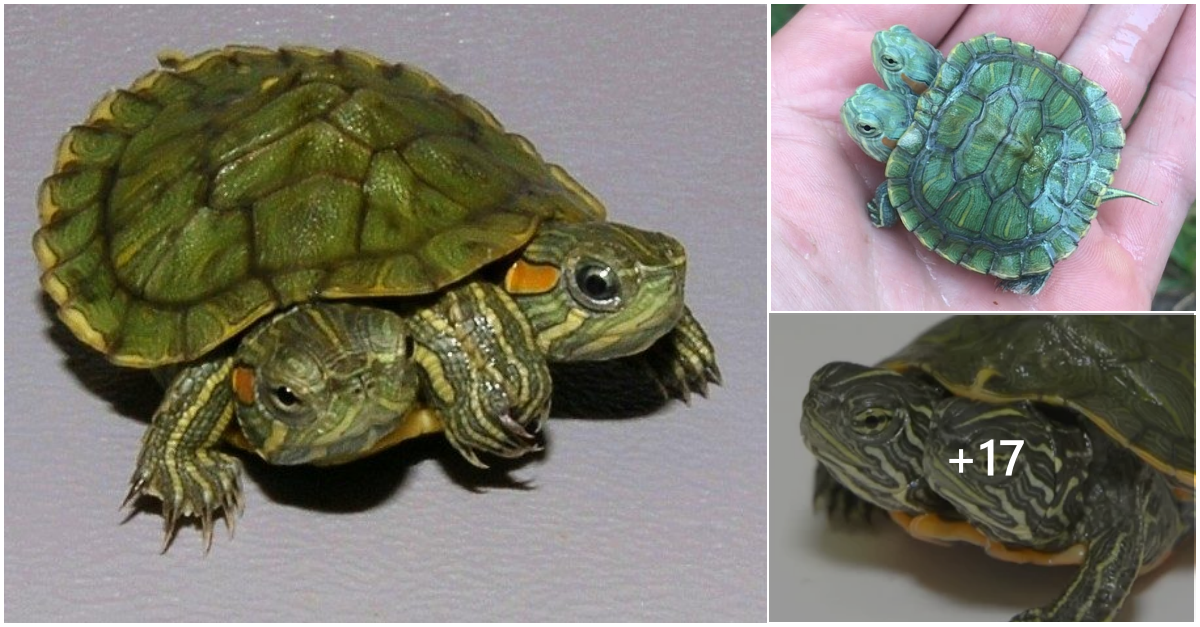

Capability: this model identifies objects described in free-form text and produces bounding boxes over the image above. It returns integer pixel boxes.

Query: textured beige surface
[6,5,767,620]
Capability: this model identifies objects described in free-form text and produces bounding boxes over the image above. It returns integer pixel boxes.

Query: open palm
[772,4,1195,310]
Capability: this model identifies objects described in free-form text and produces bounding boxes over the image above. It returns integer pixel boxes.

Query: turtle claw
[643,308,721,403]
[705,363,723,387]
[813,464,878,524]
[446,408,545,469]
[125,447,244,552]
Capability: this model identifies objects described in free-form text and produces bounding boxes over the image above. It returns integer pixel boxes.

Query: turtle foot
[814,464,878,524]
[125,445,244,552]
[444,407,546,470]
[867,183,898,228]
[642,307,721,403]
[1010,608,1045,622]
[439,365,549,469]
[997,274,1049,295]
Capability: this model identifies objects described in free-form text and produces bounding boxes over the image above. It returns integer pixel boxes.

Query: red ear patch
[504,259,561,294]
[232,366,256,406]
[901,73,927,95]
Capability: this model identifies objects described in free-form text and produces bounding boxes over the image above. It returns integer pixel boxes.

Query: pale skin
[772,4,1195,310]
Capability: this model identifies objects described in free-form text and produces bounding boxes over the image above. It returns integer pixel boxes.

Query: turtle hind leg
[814,464,879,524]
[127,355,244,552]
[867,182,899,228]
[997,273,1049,295]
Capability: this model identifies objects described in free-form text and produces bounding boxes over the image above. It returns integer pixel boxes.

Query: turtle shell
[883,34,1128,282]
[880,315,1196,494]
[34,45,605,368]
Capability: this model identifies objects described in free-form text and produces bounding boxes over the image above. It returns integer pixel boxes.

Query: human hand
[772,4,1195,310]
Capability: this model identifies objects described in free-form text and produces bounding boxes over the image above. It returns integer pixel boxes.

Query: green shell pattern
[34,46,605,367]
[885,35,1128,280]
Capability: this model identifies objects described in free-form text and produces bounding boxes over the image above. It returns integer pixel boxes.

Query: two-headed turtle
[34,46,719,548]
[841,26,1154,295]
[802,315,1193,621]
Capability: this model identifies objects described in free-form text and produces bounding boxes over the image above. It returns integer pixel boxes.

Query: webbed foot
[814,464,878,524]
[440,383,547,469]
[867,182,898,228]
[642,307,721,402]
[127,356,242,551]
[126,440,243,552]
[997,273,1049,295]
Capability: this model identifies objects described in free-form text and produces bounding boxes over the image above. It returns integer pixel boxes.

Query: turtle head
[872,25,942,96]
[801,362,944,513]
[923,399,1088,547]
[232,304,418,465]
[503,221,686,362]
[840,84,911,162]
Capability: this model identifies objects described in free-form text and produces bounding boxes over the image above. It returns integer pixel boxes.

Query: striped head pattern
[504,221,687,362]
[802,362,945,514]
[232,303,418,465]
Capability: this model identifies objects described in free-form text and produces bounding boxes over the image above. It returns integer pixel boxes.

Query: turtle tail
[1102,188,1157,205]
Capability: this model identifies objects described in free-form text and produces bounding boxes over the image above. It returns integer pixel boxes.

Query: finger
[1064,5,1183,120]
[773,6,963,121]
[944,5,1087,58]
[1088,6,1194,293]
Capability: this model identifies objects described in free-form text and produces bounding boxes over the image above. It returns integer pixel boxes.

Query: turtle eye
[881,54,900,70]
[857,122,880,137]
[270,385,303,412]
[570,261,622,311]
[854,409,893,434]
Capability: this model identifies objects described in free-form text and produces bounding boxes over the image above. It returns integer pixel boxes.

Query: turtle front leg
[412,283,552,468]
[633,307,721,402]
[1012,519,1143,621]
[867,182,898,228]
[814,463,878,523]
[126,356,243,551]
[1010,459,1179,621]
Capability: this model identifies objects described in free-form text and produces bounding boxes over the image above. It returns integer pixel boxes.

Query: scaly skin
[840,27,1155,296]
[871,25,942,100]
[126,221,719,549]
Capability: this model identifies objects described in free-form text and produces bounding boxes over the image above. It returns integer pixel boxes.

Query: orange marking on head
[901,73,928,95]
[881,136,897,149]
[232,366,256,406]
[504,259,561,295]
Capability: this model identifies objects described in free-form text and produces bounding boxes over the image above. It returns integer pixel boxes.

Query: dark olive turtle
[802,315,1194,621]
[34,46,720,549]
[842,27,1155,295]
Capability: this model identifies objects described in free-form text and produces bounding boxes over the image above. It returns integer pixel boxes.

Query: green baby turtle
[842,26,1155,295]
[802,315,1194,621]
[34,45,719,549]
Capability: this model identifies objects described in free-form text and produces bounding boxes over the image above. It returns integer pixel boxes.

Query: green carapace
[802,316,1194,621]
[34,45,719,549]
[841,27,1154,295]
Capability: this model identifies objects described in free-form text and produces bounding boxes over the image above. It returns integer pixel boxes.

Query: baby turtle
[34,46,719,549]
[841,26,1154,294]
[802,315,1193,621]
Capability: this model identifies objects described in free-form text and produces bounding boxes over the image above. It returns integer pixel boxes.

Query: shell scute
[35,46,605,365]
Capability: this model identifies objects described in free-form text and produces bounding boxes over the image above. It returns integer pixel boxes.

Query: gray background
[770,313,1194,621]
[6,5,767,621]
